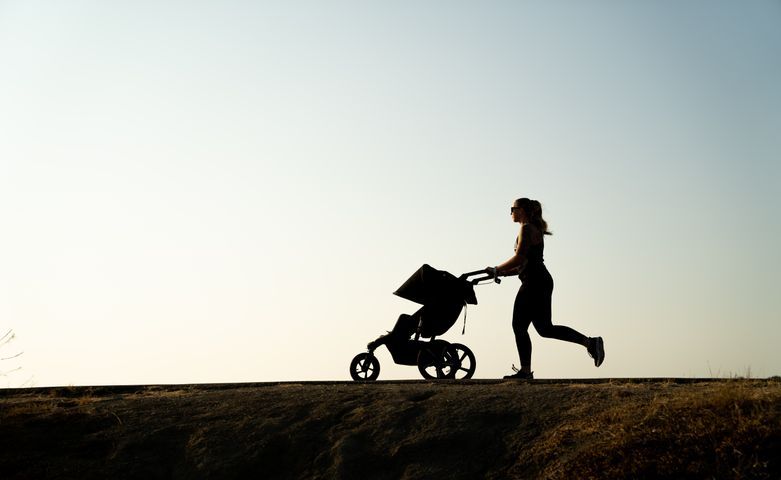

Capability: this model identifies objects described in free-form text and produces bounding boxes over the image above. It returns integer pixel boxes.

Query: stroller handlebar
[460,269,502,285]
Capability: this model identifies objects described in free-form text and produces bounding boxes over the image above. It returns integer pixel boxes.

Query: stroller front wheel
[350,352,380,381]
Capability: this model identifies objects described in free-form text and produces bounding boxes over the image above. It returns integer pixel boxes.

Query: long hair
[516,198,552,235]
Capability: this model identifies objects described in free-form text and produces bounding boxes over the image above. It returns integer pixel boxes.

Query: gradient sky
[1,1,779,387]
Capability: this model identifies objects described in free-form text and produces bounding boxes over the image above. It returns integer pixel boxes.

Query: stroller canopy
[393,264,478,306]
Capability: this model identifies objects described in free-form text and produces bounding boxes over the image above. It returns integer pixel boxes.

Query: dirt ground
[1,379,780,479]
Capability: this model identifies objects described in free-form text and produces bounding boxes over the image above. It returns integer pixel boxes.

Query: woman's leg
[527,273,589,346]
[534,320,589,345]
[525,271,605,367]
[533,316,606,367]
[530,295,589,346]
[512,286,534,371]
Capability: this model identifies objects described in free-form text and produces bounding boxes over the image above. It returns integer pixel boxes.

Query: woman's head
[510,198,551,235]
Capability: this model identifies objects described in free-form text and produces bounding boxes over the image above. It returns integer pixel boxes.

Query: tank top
[515,235,546,280]
[514,236,545,264]
[526,241,544,265]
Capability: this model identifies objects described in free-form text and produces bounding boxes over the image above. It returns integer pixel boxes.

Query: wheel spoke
[357,359,376,378]
[351,353,379,381]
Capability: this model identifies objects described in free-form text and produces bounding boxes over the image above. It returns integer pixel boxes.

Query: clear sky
[1,1,779,387]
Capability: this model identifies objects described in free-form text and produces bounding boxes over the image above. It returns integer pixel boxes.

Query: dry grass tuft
[530,381,781,479]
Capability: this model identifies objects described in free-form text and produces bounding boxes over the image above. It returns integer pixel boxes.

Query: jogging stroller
[349,264,499,381]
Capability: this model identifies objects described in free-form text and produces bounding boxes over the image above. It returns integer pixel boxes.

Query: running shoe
[504,366,534,380]
[588,337,605,367]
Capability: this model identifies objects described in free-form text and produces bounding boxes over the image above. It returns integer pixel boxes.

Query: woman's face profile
[510,203,526,223]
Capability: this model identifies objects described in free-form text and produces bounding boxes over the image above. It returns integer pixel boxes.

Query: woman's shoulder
[521,223,544,243]
[521,222,542,235]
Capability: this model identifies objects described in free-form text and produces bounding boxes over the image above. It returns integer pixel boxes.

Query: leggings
[512,265,587,368]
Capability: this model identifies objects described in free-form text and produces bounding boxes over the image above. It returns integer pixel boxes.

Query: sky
[1,1,779,387]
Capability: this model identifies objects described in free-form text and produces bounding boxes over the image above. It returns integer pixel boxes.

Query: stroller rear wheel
[350,352,380,381]
[417,343,458,380]
[448,343,476,380]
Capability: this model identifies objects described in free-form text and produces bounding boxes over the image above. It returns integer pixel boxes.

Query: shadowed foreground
[1,379,780,479]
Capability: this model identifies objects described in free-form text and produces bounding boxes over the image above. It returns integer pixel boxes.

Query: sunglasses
[510,206,522,213]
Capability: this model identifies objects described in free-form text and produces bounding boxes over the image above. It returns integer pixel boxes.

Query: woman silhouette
[488,198,604,379]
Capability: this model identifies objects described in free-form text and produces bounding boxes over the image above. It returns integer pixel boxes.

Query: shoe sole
[594,337,605,367]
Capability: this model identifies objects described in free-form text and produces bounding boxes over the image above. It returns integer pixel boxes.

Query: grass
[531,380,781,479]
[1,379,779,479]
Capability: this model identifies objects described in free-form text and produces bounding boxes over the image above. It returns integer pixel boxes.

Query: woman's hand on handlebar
[475,267,502,284]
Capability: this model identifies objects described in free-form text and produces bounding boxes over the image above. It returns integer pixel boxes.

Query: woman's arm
[489,224,537,276]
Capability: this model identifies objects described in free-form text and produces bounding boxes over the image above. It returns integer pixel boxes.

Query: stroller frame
[349,267,499,381]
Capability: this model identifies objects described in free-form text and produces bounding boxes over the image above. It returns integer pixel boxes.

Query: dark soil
[1,379,779,479]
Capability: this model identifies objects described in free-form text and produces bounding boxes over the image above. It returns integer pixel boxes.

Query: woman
[488,198,604,379]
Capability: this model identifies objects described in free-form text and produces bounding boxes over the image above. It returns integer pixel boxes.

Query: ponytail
[515,198,552,235]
